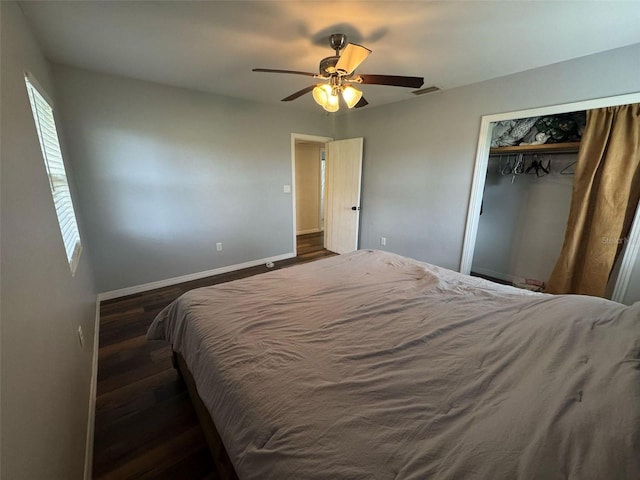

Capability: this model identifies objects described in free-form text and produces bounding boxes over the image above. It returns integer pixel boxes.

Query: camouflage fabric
[534,112,586,143]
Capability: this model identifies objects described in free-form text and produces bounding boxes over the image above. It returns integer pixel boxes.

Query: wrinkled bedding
[147,250,640,479]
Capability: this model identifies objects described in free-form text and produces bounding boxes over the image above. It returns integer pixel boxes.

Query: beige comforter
[148,250,640,479]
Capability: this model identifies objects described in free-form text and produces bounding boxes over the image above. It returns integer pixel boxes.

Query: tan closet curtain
[546,103,640,296]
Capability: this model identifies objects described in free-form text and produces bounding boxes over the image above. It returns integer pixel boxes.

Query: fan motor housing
[319,56,340,76]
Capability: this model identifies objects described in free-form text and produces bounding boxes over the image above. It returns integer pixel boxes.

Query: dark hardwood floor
[93,235,333,479]
[295,231,325,257]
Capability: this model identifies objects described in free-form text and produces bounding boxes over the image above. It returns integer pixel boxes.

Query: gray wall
[52,43,640,298]
[1,3,97,479]
[472,154,575,284]
[52,66,331,292]
[337,43,640,275]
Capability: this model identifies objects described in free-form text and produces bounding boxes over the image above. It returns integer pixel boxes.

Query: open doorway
[295,140,325,254]
[291,133,364,257]
[291,133,333,256]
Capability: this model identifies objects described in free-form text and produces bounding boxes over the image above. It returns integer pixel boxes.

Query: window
[25,74,82,275]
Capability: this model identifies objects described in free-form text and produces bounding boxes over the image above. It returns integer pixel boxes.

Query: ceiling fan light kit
[341,85,363,109]
[253,33,424,112]
[312,83,340,112]
[312,78,363,112]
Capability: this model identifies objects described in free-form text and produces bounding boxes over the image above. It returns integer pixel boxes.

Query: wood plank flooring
[295,231,325,257]
[93,234,332,479]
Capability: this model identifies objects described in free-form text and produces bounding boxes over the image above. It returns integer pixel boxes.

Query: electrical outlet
[216,242,223,251]
[283,185,291,193]
[380,237,387,246]
[77,325,85,348]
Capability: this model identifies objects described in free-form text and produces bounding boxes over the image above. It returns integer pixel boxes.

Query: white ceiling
[18,1,640,113]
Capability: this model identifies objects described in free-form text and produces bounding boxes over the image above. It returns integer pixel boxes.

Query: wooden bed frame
[173,351,239,480]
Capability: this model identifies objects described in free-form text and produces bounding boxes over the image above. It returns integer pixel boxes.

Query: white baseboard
[97,252,296,301]
[83,300,101,480]
[296,228,321,235]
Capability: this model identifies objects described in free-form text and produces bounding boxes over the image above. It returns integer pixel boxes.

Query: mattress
[147,249,640,479]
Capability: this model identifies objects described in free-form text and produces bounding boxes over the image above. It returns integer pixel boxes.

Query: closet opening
[471,111,585,292]
[460,92,640,303]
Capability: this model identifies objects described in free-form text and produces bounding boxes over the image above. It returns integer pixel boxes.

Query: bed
[147,249,640,479]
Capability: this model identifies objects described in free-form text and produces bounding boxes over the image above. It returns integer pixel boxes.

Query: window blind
[25,75,82,274]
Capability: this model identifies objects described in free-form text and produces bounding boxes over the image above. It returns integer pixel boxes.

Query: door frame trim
[460,91,640,302]
[291,133,333,256]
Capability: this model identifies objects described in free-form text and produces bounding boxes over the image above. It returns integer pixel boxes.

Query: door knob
[351,206,360,211]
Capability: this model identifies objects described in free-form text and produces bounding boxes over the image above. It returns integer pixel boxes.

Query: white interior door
[324,138,363,254]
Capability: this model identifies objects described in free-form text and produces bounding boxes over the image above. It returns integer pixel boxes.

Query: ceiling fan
[253,33,424,112]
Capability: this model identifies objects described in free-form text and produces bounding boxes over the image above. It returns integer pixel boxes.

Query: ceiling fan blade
[335,43,371,75]
[253,68,317,77]
[354,96,369,108]
[281,85,316,102]
[357,74,424,89]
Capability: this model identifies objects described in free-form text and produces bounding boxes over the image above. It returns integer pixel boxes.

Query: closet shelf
[490,142,580,155]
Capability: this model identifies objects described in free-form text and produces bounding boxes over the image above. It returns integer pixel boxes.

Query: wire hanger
[525,154,551,177]
[560,160,576,175]
[499,155,513,175]
[511,153,525,183]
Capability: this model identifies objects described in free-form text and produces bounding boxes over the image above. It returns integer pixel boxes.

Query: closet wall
[472,152,576,284]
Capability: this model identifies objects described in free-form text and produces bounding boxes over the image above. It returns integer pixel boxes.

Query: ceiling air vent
[412,86,440,95]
